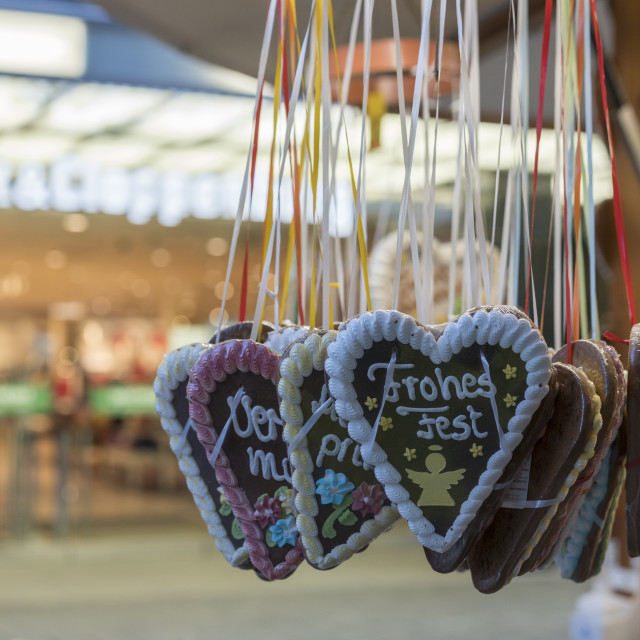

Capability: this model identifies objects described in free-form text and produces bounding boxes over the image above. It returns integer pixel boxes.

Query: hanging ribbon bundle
[154,0,640,594]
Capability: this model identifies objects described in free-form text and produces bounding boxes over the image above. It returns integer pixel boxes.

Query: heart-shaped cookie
[154,343,250,568]
[521,340,626,573]
[626,324,640,557]
[278,329,400,570]
[468,362,601,593]
[326,308,552,552]
[187,339,303,581]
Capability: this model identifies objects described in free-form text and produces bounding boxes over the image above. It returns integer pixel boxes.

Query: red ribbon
[626,456,640,471]
[602,330,630,345]
[590,0,637,328]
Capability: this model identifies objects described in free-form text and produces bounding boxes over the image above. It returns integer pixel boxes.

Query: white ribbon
[480,351,507,451]
[287,396,334,456]
[363,350,398,460]
[207,387,245,468]
[216,0,278,342]
[501,496,562,509]
[176,417,195,457]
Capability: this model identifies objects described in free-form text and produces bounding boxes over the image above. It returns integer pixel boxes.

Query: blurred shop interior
[0,0,619,541]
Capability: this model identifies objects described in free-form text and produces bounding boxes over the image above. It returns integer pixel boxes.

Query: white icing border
[278,330,400,570]
[153,343,250,568]
[325,309,552,552]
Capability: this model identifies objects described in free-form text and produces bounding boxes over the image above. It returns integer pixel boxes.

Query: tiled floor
[0,523,593,640]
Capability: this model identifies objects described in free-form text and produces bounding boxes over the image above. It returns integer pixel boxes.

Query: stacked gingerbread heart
[153,305,634,591]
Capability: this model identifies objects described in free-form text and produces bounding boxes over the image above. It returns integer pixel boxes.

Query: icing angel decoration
[405,445,465,507]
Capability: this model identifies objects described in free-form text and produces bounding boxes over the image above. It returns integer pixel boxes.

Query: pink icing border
[187,339,303,580]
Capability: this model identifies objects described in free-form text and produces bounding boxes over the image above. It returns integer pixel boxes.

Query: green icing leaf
[321,493,355,539]
[231,518,243,540]
[266,528,276,548]
[338,510,358,526]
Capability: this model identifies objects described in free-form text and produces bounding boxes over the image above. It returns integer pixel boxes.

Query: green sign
[0,384,52,415]
[89,385,156,416]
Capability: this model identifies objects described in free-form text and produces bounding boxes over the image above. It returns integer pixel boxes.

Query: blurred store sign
[0,383,52,415]
[0,10,86,78]
[0,155,357,235]
[89,384,156,416]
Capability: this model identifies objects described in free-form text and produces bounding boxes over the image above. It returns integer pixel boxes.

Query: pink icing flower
[253,495,283,528]
[351,482,385,517]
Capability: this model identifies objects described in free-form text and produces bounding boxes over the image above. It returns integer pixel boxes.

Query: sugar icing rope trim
[286,396,333,456]
[363,350,397,460]
[279,330,399,570]
[153,344,248,568]
[188,341,301,580]
[207,387,245,468]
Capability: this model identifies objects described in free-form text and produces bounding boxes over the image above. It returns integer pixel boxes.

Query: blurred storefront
[0,1,617,540]
[0,1,279,538]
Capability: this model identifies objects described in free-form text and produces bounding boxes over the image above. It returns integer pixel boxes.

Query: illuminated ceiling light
[40,83,169,134]
[62,213,89,233]
[150,248,171,268]
[0,77,57,131]
[0,10,86,78]
[153,146,243,172]
[44,249,67,269]
[76,136,158,167]
[129,94,254,140]
[0,132,73,162]
[206,237,228,257]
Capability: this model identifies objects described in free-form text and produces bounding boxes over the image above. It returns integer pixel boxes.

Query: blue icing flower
[315,469,355,506]
[269,515,298,548]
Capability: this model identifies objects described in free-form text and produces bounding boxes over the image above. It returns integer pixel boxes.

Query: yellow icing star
[403,447,417,461]
[217,487,229,506]
[380,416,394,431]
[469,443,483,458]
[503,364,517,380]
[503,393,517,408]
[365,396,378,411]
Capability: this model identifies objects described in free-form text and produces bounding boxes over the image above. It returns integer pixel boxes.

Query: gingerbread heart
[153,343,250,568]
[468,362,601,593]
[325,308,552,552]
[187,339,304,581]
[626,324,640,557]
[278,329,400,570]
